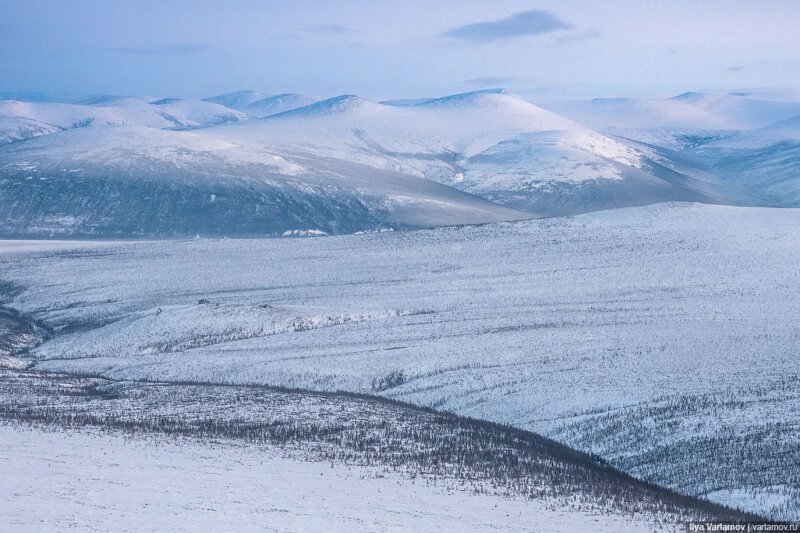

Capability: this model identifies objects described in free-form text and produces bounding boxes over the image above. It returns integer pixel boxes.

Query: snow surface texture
[1,202,798,520]
[0,424,679,533]
[0,89,759,237]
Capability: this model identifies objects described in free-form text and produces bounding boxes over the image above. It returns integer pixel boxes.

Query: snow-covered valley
[1,202,798,523]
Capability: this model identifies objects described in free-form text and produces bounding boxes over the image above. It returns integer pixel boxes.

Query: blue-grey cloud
[442,10,573,43]
[309,24,355,35]
[103,42,209,56]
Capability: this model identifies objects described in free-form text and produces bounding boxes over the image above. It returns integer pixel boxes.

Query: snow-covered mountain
[0,95,247,144]
[695,114,800,205]
[0,87,785,237]
[243,93,319,117]
[217,89,753,217]
[0,123,529,237]
[202,90,319,117]
[541,91,800,207]
[0,90,318,145]
[0,97,175,143]
[201,90,269,109]
[544,92,800,149]
[148,97,246,126]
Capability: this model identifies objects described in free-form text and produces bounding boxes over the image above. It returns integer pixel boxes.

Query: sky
[2,0,799,102]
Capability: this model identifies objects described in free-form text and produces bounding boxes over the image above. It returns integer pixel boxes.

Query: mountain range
[1,87,798,237]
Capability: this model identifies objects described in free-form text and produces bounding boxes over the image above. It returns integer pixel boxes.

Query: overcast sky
[2,0,799,101]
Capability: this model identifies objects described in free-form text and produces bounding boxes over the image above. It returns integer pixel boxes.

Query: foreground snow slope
[1,202,798,520]
[0,423,686,533]
[2,370,750,530]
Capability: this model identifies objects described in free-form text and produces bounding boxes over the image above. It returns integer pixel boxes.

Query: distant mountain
[220,89,754,216]
[0,96,246,144]
[0,91,86,104]
[243,94,319,118]
[149,98,246,126]
[269,94,380,118]
[0,88,774,237]
[543,92,800,149]
[202,90,270,110]
[0,98,176,143]
[696,114,800,206]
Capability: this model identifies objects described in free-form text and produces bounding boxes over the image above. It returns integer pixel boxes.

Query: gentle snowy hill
[0,97,175,142]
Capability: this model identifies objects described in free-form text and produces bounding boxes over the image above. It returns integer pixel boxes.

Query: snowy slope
[0,370,751,531]
[0,422,719,533]
[1,202,799,520]
[0,114,61,144]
